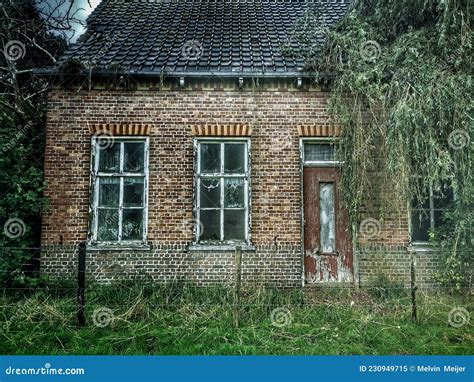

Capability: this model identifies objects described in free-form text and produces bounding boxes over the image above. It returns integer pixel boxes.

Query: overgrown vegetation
[0,0,67,285]
[1,284,472,355]
[290,0,472,289]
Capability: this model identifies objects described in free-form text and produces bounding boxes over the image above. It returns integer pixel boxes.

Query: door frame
[299,138,358,287]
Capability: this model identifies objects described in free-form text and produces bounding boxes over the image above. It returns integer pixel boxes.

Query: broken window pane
[224,143,245,173]
[200,144,221,173]
[122,209,143,241]
[224,210,245,241]
[98,178,120,207]
[98,143,120,172]
[97,209,119,241]
[124,142,145,173]
[200,178,221,208]
[123,178,144,207]
[319,183,335,253]
[224,178,245,208]
[305,143,336,162]
[200,210,220,241]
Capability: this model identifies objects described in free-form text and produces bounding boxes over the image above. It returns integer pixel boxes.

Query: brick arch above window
[191,124,252,137]
[89,123,151,136]
[298,125,341,137]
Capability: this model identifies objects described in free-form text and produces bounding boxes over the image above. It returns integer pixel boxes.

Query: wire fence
[0,244,472,330]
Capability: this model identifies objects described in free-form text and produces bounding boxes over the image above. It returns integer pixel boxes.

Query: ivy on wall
[291,0,472,289]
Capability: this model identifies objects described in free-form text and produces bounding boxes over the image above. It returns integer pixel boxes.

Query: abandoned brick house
[40,0,447,288]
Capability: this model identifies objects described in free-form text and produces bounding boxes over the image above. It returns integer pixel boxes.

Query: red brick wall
[43,89,333,246]
[41,87,430,287]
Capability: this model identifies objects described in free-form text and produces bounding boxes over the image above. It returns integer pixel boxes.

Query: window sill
[188,244,256,252]
[86,244,151,252]
[408,244,438,253]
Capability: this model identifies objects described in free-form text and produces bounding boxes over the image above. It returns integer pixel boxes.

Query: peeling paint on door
[304,167,354,284]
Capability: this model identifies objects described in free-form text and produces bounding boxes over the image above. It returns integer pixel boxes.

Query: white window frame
[89,136,149,246]
[194,138,251,245]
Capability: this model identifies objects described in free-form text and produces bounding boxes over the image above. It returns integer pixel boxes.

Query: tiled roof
[57,0,352,77]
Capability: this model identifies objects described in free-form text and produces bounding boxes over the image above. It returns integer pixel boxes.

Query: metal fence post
[77,242,86,327]
[233,246,242,328]
[411,253,417,322]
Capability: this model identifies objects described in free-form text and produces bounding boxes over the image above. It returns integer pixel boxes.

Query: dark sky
[36,0,101,42]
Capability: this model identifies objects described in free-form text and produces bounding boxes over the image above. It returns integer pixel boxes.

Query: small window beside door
[319,183,336,253]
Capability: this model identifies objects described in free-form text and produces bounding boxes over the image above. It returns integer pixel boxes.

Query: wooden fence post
[233,246,242,328]
[77,242,86,327]
[410,253,417,322]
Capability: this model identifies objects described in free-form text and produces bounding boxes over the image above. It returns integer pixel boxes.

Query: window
[319,183,336,253]
[302,140,340,166]
[90,137,149,244]
[196,140,250,244]
[411,183,454,244]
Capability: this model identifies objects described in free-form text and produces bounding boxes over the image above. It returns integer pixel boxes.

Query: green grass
[0,282,472,355]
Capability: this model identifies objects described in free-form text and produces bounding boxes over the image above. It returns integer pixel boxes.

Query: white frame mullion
[118,142,124,242]
[220,143,225,241]
[142,138,150,243]
[93,142,100,243]
[429,184,435,231]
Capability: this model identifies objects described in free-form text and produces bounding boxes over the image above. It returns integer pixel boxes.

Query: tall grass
[0,282,472,355]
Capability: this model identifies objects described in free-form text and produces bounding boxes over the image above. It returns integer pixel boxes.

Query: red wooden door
[304,167,353,284]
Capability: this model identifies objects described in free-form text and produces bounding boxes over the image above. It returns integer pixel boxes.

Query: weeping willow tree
[292,0,472,289]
